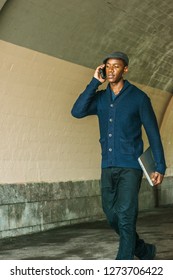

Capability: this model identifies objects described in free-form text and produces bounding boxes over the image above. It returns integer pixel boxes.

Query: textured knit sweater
[71,78,166,174]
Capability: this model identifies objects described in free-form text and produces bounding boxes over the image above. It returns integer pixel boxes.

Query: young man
[71,51,166,260]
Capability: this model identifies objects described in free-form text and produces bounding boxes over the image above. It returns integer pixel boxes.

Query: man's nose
[108,67,114,72]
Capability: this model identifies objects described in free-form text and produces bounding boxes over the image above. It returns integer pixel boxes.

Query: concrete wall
[0,177,172,239]
[160,97,173,176]
[0,41,101,183]
[0,180,102,238]
[0,41,172,184]
[0,1,173,238]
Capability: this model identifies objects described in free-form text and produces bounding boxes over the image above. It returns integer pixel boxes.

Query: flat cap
[103,51,129,66]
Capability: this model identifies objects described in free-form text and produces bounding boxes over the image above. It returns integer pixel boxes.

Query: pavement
[0,205,173,260]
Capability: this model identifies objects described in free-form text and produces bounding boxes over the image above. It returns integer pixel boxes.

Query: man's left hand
[151,172,164,186]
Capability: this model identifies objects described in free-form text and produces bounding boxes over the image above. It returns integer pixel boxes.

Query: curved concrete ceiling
[0,0,7,10]
[0,0,173,93]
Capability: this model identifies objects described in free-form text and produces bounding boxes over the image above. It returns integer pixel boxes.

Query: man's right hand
[94,64,107,83]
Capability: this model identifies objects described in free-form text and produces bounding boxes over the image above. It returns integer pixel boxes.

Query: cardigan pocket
[120,139,135,155]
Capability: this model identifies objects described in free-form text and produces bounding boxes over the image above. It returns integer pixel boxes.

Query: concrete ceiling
[0,0,173,92]
[0,0,7,10]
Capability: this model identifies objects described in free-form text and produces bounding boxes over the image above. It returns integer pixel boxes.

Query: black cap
[103,51,129,66]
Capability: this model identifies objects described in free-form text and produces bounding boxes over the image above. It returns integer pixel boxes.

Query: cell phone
[99,67,106,79]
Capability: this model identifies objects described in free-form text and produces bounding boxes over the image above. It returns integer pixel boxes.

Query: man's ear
[124,66,128,74]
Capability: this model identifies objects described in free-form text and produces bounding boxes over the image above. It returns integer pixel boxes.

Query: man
[71,51,166,260]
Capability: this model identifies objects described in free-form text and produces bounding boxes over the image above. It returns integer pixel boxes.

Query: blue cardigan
[71,78,166,174]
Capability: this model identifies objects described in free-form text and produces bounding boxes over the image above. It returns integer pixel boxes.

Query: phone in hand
[99,67,106,79]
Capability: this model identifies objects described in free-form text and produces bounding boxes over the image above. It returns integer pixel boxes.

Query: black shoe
[140,244,156,260]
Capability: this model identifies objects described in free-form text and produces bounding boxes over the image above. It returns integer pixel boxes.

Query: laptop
[138,147,156,186]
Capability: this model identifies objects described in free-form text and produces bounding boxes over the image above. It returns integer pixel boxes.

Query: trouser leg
[101,167,143,260]
[135,233,156,259]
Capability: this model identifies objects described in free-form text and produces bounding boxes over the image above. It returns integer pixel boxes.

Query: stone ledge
[0,177,172,239]
[0,180,104,238]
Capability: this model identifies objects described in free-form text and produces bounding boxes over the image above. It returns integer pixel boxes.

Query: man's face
[105,58,128,83]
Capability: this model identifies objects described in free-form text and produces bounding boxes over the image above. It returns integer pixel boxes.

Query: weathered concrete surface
[0,180,103,239]
[0,205,172,260]
[0,0,173,92]
[0,178,172,239]
[0,0,7,10]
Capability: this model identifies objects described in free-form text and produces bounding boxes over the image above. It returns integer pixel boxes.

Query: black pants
[101,167,149,260]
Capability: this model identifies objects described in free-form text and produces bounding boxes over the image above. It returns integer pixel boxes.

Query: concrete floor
[0,205,173,260]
